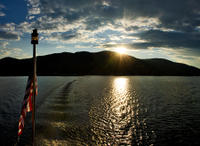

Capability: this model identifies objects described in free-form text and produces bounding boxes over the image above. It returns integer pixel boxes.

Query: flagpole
[31,29,38,146]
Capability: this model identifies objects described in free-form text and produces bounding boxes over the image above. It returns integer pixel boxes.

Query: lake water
[0,76,200,146]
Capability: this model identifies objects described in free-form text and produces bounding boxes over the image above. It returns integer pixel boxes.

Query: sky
[0,0,200,68]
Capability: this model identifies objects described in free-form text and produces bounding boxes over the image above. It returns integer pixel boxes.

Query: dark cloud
[60,31,78,40]
[39,0,93,20]
[85,18,106,31]
[105,30,200,50]
[116,0,200,32]
[134,30,200,49]
[51,30,79,41]
[0,31,19,40]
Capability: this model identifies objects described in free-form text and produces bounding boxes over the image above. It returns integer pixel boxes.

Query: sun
[115,47,126,54]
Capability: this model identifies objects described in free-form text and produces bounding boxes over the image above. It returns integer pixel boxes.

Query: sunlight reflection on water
[90,77,132,145]
[89,77,155,145]
[111,78,129,116]
[113,77,128,94]
[110,77,133,144]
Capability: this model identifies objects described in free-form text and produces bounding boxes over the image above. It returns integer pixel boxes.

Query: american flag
[18,76,37,136]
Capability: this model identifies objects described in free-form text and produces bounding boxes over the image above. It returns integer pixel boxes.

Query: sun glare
[115,47,126,54]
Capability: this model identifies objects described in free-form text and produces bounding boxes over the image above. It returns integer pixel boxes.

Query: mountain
[0,51,200,76]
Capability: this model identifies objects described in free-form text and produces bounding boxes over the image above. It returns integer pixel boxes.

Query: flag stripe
[18,76,37,136]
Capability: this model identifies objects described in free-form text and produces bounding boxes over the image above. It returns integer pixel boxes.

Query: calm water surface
[0,76,200,146]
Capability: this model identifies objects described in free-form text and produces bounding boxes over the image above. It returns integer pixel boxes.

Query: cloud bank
[1,0,200,67]
[18,0,200,50]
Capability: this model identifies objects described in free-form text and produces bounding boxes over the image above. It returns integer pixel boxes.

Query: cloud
[161,48,200,68]
[134,30,200,49]
[0,41,8,48]
[0,4,5,16]
[0,12,5,17]
[28,7,40,15]
[0,31,20,40]
[104,28,200,50]
[0,23,16,31]
[117,0,200,32]
[0,4,4,8]
[0,47,29,59]
[56,45,65,49]
[27,0,40,15]
[47,30,79,41]
[0,40,30,59]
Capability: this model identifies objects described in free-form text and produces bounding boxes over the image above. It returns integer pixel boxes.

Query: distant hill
[0,51,200,76]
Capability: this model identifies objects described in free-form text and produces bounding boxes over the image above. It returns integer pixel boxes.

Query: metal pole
[32,43,36,146]
[31,28,38,146]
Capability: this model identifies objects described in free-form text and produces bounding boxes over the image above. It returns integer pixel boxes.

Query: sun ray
[115,47,126,54]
